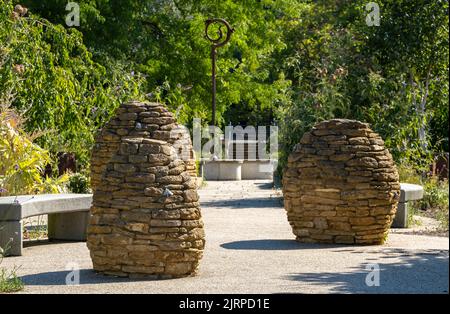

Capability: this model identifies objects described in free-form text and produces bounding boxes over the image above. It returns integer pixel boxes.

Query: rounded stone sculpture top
[90,101,197,188]
[87,101,204,278]
[282,119,400,245]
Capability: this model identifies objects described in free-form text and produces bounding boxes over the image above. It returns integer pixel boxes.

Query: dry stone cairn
[87,101,204,278]
[283,119,400,245]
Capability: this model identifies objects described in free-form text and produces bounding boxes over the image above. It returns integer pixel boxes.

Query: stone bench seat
[202,159,274,180]
[0,194,92,256]
[202,159,244,180]
[392,183,424,228]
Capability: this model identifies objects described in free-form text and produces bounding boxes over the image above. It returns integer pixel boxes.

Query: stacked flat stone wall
[91,101,196,188]
[87,101,204,278]
[282,119,400,245]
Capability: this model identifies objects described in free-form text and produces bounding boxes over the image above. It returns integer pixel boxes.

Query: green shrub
[420,178,449,230]
[67,172,91,194]
[421,178,449,209]
[275,0,448,175]
[35,173,70,194]
[0,103,69,196]
[0,105,49,195]
[398,164,449,230]
[0,0,143,170]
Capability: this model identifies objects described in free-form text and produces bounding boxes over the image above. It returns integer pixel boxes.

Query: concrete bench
[392,183,424,228]
[202,159,275,180]
[242,160,274,180]
[202,159,244,180]
[0,194,92,256]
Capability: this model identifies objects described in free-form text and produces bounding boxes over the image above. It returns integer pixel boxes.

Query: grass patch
[0,241,24,293]
[408,201,423,227]
[0,267,24,293]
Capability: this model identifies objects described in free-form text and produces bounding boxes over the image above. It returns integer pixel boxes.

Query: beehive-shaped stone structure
[282,119,400,245]
[87,101,204,278]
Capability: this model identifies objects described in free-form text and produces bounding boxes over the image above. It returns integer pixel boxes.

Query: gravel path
[2,180,448,294]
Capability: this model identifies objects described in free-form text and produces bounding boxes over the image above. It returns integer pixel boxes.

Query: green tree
[275,0,448,172]
[1,0,143,167]
[19,0,305,127]
[6,0,449,175]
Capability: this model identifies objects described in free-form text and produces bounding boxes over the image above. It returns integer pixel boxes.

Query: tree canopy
[2,0,448,172]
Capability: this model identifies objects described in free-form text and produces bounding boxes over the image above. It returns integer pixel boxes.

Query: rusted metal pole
[211,47,217,127]
[205,18,234,128]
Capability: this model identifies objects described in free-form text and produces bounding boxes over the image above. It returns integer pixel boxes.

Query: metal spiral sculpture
[205,18,234,127]
[205,18,234,48]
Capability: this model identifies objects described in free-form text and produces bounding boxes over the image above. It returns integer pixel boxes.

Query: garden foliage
[1,0,449,176]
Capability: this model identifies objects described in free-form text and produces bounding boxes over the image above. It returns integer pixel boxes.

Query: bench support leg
[0,221,23,256]
[392,202,408,228]
[48,211,89,241]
